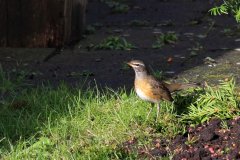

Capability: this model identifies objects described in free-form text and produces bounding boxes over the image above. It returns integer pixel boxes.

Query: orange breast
[135,78,161,102]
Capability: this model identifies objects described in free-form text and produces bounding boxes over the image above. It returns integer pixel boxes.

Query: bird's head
[126,60,148,75]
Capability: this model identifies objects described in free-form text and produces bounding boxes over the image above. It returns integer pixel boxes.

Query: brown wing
[148,75,174,103]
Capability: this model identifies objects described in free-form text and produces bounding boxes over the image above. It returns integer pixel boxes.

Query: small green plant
[85,25,95,34]
[157,20,173,27]
[122,38,138,50]
[166,19,173,26]
[149,65,164,79]
[31,71,43,76]
[204,57,216,64]
[192,42,203,52]
[121,63,131,74]
[115,4,128,13]
[152,37,162,49]
[221,120,229,130]
[152,35,163,49]
[223,28,233,36]
[205,57,215,62]
[164,144,178,160]
[106,28,113,34]
[224,28,232,33]
[93,36,138,50]
[92,22,103,29]
[225,147,230,153]
[11,68,29,76]
[209,0,240,23]
[182,78,240,124]
[85,22,103,34]
[81,70,94,76]
[185,134,199,146]
[70,70,93,76]
[152,33,178,49]
[224,26,240,36]
[89,43,95,49]
[196,42,203,51]
[191,20,198,25]
[0,67,30,93]
[191,51,197,56]
[164,33,178,44]
[107,2,128,13]
[130,20,149,26]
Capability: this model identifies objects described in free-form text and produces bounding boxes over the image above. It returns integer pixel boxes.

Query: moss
[202,75,232,78]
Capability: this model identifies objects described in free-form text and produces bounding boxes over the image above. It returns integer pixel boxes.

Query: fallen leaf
[209,147,214,153]
[156,143,161,148]
[156,139,161,142]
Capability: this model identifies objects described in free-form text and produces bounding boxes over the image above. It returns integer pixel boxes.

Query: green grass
[0,66,31,94]
[1,67,240,159]
[1,83,138,159]
[0,81,185,159]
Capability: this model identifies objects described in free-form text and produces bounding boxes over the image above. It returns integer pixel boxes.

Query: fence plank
[0,0,87,47]
[0,0,8,47]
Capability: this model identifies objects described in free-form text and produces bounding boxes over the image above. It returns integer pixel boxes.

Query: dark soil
[1,0,240,159]
[122,118,240,160]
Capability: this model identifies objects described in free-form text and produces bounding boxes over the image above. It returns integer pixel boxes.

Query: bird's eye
[135,64,139,66]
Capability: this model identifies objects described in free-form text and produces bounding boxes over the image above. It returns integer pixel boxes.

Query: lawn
[0,68,240,159]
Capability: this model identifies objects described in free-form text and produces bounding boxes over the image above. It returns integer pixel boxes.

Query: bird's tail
[177,83,201,91]
[164,82,201,93]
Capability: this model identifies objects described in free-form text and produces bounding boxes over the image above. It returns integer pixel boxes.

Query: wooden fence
[0,0,87,47]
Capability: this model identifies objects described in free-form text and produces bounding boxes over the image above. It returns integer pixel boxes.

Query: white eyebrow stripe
[133,63,144,66]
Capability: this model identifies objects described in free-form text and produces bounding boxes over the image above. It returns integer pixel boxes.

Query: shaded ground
[1,0,240,90]
[1,0,240,159]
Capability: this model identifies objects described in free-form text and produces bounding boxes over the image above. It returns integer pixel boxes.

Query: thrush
[126,60,200,122]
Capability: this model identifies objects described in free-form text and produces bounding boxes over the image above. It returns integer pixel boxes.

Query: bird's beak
[125,62,133,66]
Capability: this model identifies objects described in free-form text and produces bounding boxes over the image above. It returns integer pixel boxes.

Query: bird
[126,60,200,122]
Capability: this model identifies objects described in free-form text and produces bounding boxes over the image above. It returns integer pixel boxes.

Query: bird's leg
[156,102,160,122]
[147,103,155,119]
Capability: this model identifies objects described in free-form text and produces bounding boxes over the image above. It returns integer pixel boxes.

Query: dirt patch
[122,118,240,159]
